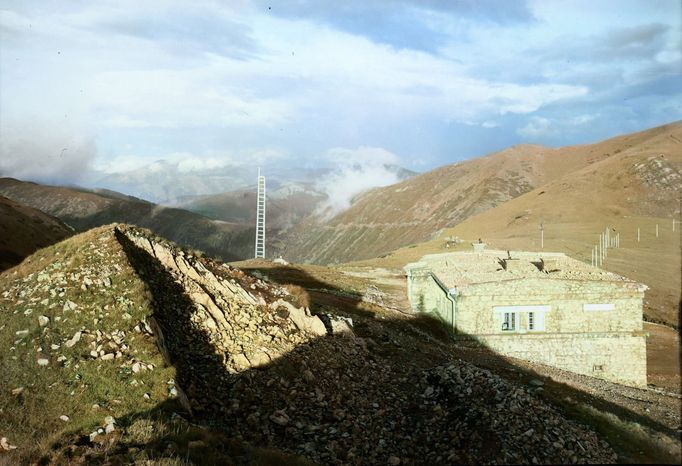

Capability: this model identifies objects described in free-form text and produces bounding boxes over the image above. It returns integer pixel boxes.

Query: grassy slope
[439,122,681,326]
[179,187,324,228]
[0,226,306,464]
[0,225,170,460]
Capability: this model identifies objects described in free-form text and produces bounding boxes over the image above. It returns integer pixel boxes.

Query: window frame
[501,312,516,331]
[494,305,549,333]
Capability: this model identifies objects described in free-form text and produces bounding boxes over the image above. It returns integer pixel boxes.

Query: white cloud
[92,147,284,176]
[177,156,228,173]
[518,117,554,139]
[1,2,589,137]
[314,146,402,216]
[94,152,231,174]
[517,114,600,139]
[0,119,96,183]
[1,0,678,186]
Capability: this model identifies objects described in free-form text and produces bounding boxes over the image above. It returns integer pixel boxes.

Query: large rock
[64,331,82,348]
[270,299,327,337]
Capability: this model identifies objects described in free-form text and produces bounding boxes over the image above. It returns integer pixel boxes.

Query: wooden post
[637,227,640,242]
[656,224,659,238]
[606,228,609,249]
[591,247,594,266]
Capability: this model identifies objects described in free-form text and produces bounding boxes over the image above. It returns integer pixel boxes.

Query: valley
[0,178,254,262]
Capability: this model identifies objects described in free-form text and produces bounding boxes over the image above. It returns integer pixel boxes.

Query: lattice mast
[254,168,266,258]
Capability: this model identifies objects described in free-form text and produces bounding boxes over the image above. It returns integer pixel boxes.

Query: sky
[0,0,680,189]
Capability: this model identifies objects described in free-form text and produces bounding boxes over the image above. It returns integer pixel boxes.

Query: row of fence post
[591,219,678,267]
[591,227,619,267]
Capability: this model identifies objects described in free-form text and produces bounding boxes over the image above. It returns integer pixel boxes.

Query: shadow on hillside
[45,238,682,465]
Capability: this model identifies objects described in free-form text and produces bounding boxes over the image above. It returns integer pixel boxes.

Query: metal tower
[254,168,266,258]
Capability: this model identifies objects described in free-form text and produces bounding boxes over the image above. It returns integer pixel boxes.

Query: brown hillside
[282,122,681,265]
[0,195,72,271]
[440,122,682,327]
[0,178,253,261]
[178,184,324,229]
[360,121,681,329]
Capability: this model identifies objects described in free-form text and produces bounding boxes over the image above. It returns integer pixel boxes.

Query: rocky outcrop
[117,226,329,376]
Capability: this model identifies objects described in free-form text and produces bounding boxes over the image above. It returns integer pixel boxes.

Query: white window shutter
[536,311,545,331]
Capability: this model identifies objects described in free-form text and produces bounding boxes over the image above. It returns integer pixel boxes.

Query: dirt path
[646,322,681,392]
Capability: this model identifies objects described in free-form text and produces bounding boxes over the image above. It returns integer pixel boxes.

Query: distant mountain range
[92,160,256,204]
[91,161,417,205]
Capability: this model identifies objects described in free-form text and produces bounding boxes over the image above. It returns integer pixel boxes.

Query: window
[502,312,516,331]
[494,305,548,333]
[528,311,545,331]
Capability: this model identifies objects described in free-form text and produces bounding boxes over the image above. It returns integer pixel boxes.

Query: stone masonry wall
[473,333,647,387]
[405,266,454,328]
[454,278,647,387]
[405,270,647,387]
[456,278,644,335]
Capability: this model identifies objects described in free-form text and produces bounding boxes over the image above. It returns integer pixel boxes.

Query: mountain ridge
[0,178,253,261]
[0,195,72,271]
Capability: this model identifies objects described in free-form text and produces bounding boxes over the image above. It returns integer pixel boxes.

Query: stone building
[404,247,648,387]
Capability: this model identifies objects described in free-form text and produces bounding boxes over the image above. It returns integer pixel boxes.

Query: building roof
[404,250,645,290]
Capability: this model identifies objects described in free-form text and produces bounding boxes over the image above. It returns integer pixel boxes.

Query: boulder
[270,299,326,337]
